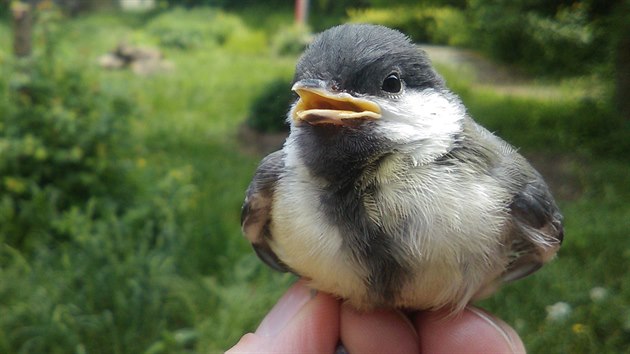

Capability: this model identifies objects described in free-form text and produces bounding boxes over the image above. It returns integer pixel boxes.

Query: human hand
[227,280,526,353]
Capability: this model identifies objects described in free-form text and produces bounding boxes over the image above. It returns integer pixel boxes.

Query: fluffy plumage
[241,24,563,312]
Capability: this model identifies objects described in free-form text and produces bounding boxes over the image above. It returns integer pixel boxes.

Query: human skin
[227,280,526,354]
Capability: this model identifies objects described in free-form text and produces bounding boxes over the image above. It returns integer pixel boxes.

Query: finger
[415,306,526,354]
[256,279,315,337]
[275,285,340,353]
[227,280,341,353]
[340,302,420,354]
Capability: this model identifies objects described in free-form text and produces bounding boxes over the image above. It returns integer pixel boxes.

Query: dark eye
[382,73,402,93]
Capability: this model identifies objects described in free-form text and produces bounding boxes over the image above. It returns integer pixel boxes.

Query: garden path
[421,45,569,99]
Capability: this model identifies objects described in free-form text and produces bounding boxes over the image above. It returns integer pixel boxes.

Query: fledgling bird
[241,24,564,313]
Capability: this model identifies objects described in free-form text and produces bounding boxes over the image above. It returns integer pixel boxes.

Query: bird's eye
[382,73,402,93]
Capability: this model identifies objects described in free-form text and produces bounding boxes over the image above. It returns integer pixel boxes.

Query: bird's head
[288,24,466,166]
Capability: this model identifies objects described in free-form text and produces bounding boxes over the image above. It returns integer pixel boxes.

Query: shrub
[347,6,469,45]
[0,189,195,353]
[0,52,201,350]
[0,58,135,251]
[246,78,293,133]
[146,7,245,49]
[270,24,312,56]
[450,83,629,160]
[466,0,604,76]
[223,27,268,55]
[523,8,595,75]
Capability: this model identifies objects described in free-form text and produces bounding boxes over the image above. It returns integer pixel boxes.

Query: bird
[241,24,564,313]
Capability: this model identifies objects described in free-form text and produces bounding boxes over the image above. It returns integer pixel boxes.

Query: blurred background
[0,0,628,352]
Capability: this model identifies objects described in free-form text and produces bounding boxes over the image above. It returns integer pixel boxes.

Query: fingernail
[467,307,522,354]
[393,309,420,340]
[256,280,315,337]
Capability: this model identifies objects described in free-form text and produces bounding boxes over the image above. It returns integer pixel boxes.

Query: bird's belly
[270,180,371,304]
[269,167,511,310]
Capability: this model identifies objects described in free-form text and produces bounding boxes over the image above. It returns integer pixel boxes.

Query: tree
[614,1,630,120]
[11,1,32,58]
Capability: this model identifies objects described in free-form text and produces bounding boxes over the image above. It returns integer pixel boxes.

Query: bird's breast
[270,148,512,309]
[270,165,371,305]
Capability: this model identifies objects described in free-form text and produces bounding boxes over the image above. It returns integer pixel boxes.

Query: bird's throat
[295,124,392,185]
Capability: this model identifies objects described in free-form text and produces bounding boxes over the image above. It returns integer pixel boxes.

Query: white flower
[546,301,572,322]
[589,287,608,302]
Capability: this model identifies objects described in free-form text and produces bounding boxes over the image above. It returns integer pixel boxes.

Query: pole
[295,0,309,25]
[12,1,33,58]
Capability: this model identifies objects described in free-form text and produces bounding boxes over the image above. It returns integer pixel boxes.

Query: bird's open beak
[291,79,381,126]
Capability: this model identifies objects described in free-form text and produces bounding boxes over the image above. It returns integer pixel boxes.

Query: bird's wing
[461,119,564,283]
[241,150,290,273]
[502,167,564,282]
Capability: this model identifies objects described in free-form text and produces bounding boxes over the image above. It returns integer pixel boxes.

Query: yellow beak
[291,80,381,126]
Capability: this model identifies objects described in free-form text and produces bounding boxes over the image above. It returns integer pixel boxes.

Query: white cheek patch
[373,90,465,162]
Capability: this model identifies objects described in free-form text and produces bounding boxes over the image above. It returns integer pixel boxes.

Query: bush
[0,58,135,251]
[146,7,246,49]
[347,6,469,45]
[524,8,595,75]
[0,188,196,353]
[223,27,268,55]
[466,0,605,76]
[271,24,312,56]
[161,0,290,8]
[246,78,293,133]
[0,55,203,353]
[449,83,629,160]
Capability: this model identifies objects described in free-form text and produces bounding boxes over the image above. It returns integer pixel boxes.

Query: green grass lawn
[1,7,628,353]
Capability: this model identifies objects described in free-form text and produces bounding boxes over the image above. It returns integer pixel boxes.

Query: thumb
[415,306,526,354]
[227,280,341,353]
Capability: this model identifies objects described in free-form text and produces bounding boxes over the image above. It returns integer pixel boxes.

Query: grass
[1,7,629,353]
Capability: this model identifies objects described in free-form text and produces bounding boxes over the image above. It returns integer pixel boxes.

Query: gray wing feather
[501,157,564,282]
[463,118,564,282]
[241,150,290,273]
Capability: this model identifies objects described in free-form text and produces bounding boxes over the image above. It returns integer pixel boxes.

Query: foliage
[461,91,628,160]
[435,64,629,160]
[0,6,628,354]
[271,24,312,56]
[0,203,180,353]
[0,8,250,352]
[348,5,469,45]
[222,26,268,55]
[366,0,466,8]
[0,3,8,20]
[345,0,624,78]
[246,78,293,133]
[146,7,245,49]
[0,57,136,252]
[161,0,290,8]
[466,0,614,76]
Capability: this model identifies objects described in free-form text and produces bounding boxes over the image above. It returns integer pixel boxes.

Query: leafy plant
[146,7,245,49]
[0,57,135,251]
[347,5,469,45]
[246,78,293,133]
[271,24,312,56]
[466,0,608,76]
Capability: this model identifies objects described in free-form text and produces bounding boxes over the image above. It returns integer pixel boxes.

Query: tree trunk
[12,2,32,58]
[614,10,630,120]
